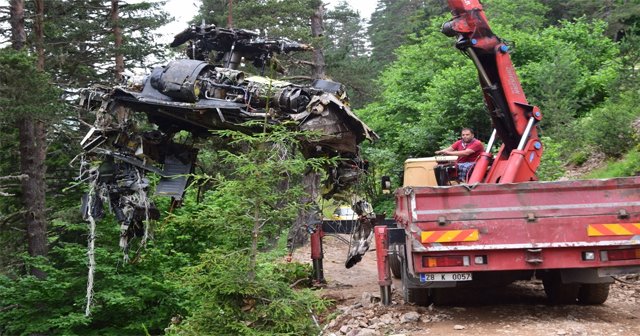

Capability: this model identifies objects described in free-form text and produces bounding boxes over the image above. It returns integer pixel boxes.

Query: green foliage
[577,91,640,157]
[167,248,326,336]
[508,18,621,139]
[0,49,67,272]
[263,260,313,288]
[359,5,631,196]
[358,16,491,178]
[483,0,550,31]
[617,29,640,92]
[0,49,62,122]
[568,151,589,166]
[586,147,640,179]
[324,3,377,108]
[166,124,330,335]
[540,0,640,38]
[368,0,430,66]
[536,136,565,181]
[39,0,169,85]
[371,196,396,219]
[0,216,188,335]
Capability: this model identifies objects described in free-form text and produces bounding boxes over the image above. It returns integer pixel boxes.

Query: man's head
[460,127,474,143]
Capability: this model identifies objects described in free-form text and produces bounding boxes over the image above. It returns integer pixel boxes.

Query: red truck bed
[394,176,640,274]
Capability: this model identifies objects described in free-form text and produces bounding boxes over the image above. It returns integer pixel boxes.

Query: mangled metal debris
[76,23,378,266]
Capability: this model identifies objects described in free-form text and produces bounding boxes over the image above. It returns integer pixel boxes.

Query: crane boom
[441,0,543,183]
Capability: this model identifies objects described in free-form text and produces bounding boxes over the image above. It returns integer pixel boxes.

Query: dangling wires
[83,158,99,317]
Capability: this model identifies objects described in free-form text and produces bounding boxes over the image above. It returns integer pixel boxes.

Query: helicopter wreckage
[77,24,379,265]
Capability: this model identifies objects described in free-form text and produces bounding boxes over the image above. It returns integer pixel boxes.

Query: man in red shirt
[435,128,484,182]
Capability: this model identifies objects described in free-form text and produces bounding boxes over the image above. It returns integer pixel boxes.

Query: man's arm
[438,148,475,157]
[435,145,454,155]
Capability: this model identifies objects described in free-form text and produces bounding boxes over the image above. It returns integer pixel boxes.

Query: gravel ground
[293,234,640,336]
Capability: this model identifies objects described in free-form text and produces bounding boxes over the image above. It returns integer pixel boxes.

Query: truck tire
[577,283,610,305]
[401,257,431,306]
[389,244,402,279]
[429,287,465,306]
[405,285,431,306]
[542,273,579,305]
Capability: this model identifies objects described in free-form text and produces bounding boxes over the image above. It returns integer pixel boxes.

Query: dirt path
[293,234,640,336]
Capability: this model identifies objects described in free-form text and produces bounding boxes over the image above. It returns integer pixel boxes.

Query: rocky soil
[293,234,640,336]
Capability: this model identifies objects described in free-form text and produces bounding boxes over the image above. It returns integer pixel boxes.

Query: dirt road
[293,234,640,336]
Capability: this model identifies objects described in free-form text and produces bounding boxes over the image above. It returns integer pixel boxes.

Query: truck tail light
[601,248,640,261]
[423,255,469,267]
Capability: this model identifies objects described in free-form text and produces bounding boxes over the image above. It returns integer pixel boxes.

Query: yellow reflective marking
[421,231,434,241]
[421,229,479,243]
[587,225,601,236]
[439,230,460,242]
[466,230,479,241]
[587,223,640,236]
[606,224,632,235]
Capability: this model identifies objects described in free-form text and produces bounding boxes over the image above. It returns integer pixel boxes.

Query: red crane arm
[442,0,543,183]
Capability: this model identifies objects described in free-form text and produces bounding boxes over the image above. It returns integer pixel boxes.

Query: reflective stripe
[419,239,640,252]
[421,229,479,243]
[588,224,640,236]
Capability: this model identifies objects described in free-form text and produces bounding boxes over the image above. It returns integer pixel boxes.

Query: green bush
[166,248,327,336]
[568,151,589,166]
[163,125,331,335]
[0,218,187,336]
[578,92,640,157]
[536,136,565,181]
[586,148,640,178]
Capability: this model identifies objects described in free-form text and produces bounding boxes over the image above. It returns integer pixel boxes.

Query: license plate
[420,272,472,282]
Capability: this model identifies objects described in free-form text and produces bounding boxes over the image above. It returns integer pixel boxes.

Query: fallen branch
[283,75,314,81]
[293,59,316,67]
[0,211,26,228]
[0,174,28,182]
[289,277,309,288]
[0,304,19,313]
[613,276,640,285]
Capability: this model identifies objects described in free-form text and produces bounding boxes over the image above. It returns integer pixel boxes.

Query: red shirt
[452,138,484,163]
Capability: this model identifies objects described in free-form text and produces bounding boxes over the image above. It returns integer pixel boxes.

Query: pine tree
[368,0,425,66]
[3,0,59,279]
[324,1,375,108]
[37,0,169,86]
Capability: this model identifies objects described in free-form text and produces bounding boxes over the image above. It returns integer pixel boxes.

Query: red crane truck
[373,0,640,305]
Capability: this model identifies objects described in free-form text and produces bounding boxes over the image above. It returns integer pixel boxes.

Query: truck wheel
[542,273,579,305]
[388,244,402,279]
[577,283,610,305]
[401,257,431,306]
[430,288,450,305]
[405,286,431,306]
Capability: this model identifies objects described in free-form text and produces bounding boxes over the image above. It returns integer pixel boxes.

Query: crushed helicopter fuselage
[77,23,378,258]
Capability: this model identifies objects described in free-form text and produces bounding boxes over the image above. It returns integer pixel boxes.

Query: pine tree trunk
[18,120,48,279]
[288,171,320,249]
[248,200,260,282]
[9,0,26,51]
[310,4,326,79]
[111,0,124,82]
[11,0,49,280]
[227,0,233,28]
[287,3,326,248]
[35,0,45,71]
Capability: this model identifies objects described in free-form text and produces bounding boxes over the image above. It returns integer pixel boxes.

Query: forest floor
[293,234,640,336]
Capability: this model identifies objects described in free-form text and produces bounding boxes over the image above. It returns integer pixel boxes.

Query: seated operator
[435,127,484,182]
